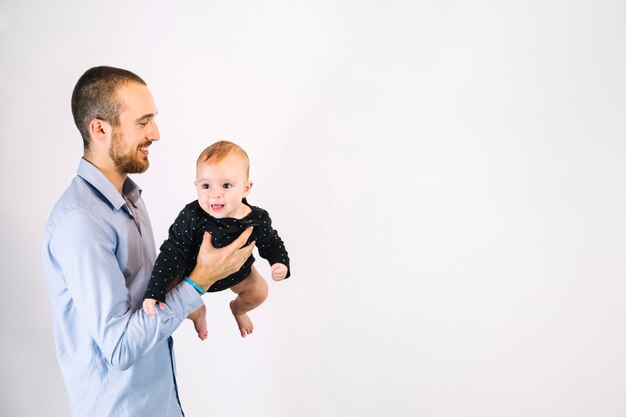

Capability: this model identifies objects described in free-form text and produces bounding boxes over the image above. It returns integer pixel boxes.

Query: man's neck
[83,155,127,194]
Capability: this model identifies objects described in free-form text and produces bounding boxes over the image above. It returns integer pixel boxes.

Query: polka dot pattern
[143,199,290,301]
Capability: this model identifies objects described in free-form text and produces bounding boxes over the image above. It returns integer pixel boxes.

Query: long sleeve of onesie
[253,207,291,279]
[144,205,198,302]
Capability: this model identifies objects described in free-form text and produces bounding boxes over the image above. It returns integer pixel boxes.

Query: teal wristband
[184,276,206,295]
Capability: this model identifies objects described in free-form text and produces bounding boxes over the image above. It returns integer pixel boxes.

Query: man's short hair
[71,66,146,149]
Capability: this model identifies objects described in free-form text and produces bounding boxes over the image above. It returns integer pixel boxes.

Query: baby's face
[195,153,252,219]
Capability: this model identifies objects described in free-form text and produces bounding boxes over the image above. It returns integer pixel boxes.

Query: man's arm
[50,213,255,369]
[49,210,203,370]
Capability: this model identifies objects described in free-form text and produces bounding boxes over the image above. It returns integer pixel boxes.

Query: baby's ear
[244,180,254,195]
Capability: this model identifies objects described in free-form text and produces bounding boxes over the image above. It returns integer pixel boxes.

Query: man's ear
[88,118,111,142]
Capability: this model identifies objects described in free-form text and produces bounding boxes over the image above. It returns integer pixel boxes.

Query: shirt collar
[77,158,142,210]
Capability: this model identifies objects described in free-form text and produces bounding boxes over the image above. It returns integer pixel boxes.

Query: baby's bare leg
[229,267,268,338]
[187,304,208,340]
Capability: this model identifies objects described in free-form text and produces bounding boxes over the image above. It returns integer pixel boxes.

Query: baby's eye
[223,183,232,189]
[201,184,209,189]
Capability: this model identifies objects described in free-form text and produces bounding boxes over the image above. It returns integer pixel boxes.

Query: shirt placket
[123,196,142,235]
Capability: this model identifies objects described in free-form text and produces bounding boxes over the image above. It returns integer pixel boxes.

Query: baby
[143,141,290,338]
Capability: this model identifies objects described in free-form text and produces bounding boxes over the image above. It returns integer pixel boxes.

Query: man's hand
[187,228,255,291]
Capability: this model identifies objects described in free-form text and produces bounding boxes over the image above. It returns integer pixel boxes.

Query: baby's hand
[143,298,164,318]
[271,263,288,281]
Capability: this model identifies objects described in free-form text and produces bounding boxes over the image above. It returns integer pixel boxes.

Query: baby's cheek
[198,200,210,214]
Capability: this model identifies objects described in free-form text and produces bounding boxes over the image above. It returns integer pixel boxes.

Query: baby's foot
[187,304,208,340]
[230,300,253,338]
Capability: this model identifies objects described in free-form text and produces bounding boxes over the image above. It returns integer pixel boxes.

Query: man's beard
[109,129,149,174]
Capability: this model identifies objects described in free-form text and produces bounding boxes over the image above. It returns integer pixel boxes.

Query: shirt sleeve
[255,212,291,279]
[49,208,203,370]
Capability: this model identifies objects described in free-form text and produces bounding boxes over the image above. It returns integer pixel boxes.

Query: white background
[1,1,625,416]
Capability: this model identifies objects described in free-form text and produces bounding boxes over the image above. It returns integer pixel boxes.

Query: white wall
[1,1,625,416]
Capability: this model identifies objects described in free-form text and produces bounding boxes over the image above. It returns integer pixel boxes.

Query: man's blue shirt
[42,158,203,417]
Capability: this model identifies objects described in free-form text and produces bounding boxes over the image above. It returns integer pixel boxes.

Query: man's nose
[147,119,160,142]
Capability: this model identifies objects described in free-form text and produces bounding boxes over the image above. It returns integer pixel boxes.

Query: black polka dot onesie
[144,198,290,302]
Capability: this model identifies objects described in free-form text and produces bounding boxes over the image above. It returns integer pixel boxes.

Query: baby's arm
[143,204,198,315]
[271,263,288,281]
[143,298,166,318]
[255,209,291,280]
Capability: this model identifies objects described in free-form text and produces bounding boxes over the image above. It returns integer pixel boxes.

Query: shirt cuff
[164,281,204,318]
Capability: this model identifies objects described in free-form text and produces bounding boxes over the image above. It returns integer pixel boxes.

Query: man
[42,66,254,417]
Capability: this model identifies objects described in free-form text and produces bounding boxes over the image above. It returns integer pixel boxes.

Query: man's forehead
[118,83,157,115]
